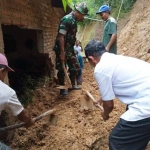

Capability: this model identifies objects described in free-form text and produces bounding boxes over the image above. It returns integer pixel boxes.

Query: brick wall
[0,0,64,66]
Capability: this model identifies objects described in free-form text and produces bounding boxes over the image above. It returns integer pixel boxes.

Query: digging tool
[0,109,57,132]
[80,95,94,111]
[56,61,72,90]
[86,90,104,111]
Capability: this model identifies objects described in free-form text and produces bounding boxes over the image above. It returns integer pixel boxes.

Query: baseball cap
[96,5,110,14]
[0,53,14,72]
[75,2,89,15]
[84,39,106,57]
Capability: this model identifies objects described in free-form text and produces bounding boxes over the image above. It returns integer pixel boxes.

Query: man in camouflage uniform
[53,2,88,95]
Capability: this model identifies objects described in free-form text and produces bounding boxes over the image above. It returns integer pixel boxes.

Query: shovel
[86,91,104,111]
[0,109,57,132]
[56,61,72,90]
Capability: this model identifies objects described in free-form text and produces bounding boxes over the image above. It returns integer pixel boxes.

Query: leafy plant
[72,0,137,21]
[17,75,52,107]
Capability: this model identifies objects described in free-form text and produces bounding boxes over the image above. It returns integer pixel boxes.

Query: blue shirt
[78,54,84,69]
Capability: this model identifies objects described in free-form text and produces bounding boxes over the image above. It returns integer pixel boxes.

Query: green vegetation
[72,0,137,21]
[16,75,53,107]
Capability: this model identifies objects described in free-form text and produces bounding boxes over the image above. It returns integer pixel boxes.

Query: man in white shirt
[84,39,150,150]
[0,53,34,150]
[74,40,82,54]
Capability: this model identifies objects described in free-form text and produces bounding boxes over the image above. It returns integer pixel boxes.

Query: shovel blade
[80,97,94,111]
[49,114,58,125]
[56,85,68,89]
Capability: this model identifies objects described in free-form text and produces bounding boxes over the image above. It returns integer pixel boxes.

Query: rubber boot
[69,71,81,90]
[60,89,68,95]
[57,71,68,95]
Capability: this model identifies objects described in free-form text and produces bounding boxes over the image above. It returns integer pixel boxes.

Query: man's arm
[106,34,117,52]
[102,100,114,120]
[58,33,65,61]
[7,94,35,128]
[17,109,34,127]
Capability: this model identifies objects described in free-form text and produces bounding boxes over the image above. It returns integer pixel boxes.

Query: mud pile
[118,0,150,62]
[9,63,125,150]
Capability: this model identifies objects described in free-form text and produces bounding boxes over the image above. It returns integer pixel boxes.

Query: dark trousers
[109,118,150,150]
[0,142,10,150]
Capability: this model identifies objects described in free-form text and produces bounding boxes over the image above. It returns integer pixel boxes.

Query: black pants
[109,118,150,150]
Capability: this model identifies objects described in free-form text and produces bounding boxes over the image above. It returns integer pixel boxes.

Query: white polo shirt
[94,52,150,121]
[0,81,24,116]
[74,45,81,54]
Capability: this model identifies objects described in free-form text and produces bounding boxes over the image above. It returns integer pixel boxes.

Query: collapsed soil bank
[9,63,125,150]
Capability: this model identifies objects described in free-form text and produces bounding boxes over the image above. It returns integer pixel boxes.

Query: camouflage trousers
[76,70,83,85]
[55,51,80,85]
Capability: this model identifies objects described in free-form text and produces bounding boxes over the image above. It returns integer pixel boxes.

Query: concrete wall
[0,0,64,66]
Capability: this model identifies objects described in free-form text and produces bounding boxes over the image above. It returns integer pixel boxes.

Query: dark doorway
[2,25,52,106]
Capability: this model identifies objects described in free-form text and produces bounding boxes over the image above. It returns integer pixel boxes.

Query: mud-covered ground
[9,63,127,150]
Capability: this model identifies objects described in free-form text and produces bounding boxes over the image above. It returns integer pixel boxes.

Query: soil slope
[118,0,150,62]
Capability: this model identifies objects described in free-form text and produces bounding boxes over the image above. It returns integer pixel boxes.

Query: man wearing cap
[96,5,117,54]
[0,53,34,149]
[53,2,88,95]
[84,39,150,150]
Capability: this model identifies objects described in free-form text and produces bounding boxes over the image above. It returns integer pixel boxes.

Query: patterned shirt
[53,12,77,52]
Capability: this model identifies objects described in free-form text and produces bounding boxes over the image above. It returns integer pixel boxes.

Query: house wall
[0,0,64,66]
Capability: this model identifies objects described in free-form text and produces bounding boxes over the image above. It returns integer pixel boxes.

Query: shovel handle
[61,61,72,86]
[86,91,104,111]
[0,109,56,132]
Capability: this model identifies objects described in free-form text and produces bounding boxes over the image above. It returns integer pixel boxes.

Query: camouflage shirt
[53,12,77,53]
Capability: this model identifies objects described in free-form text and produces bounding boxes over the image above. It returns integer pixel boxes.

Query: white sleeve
[7,94,24,116]
[59,29,67,35]
[94,72,115,101]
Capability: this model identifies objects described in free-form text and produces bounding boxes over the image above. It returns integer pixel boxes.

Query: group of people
[1,2,150,150]
[54,2,150,150]
[53,3,117,96]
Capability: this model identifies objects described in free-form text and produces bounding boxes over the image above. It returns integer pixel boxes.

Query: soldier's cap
[75,2,89,15]
[96,5,110,14]
[0,53,14,72]
[84,39,106,57]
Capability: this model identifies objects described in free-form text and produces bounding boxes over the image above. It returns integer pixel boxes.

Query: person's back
[95,52,150,121]
[85,39,150,150]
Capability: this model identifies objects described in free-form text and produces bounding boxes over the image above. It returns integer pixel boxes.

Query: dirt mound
[118,0,150,62]
[9,63,125,150]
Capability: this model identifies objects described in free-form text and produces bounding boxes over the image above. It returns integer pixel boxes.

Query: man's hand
[101,112,109,121]
[60,52,65,61]
[18,109,35,128]
[93,97,102,106]
[25,118,35,128]
[105,46,110,52]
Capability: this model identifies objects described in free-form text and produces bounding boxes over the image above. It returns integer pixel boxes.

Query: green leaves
[71,0,136,19]
[62,0,73,12]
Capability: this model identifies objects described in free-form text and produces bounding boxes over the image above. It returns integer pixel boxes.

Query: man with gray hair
[84,39,150,150]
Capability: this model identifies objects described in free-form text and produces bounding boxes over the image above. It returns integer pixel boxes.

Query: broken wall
[0,0,64,67]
